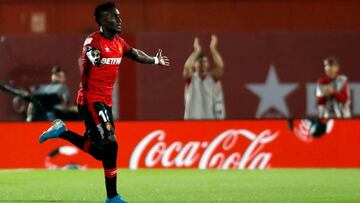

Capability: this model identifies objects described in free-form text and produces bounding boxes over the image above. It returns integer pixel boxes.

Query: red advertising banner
[0,120,359,169]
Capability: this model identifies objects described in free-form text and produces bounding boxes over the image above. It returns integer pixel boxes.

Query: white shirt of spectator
[184,72,225,120]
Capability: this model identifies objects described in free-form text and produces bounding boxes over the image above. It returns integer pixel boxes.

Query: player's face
[101,8,122,34]
[324,64,339,79]
[195,56,209,73]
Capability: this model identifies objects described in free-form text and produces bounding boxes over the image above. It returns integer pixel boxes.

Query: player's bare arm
[124,48,170,66]
[183,38,201,79]
[210,35,224,79]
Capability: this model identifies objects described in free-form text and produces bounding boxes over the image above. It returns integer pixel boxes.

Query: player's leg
[60,104,107,160]
[91,102,126,203]
[39,102,126,202]
[39,105,104,160]
[103,138,118,199]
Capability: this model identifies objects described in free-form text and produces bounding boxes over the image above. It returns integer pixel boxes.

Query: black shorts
[78,102,115,143]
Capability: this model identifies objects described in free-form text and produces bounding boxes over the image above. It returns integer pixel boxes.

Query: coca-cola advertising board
[0,120,359,169]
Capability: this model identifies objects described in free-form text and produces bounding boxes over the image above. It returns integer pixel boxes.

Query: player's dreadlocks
[94,1,116,25]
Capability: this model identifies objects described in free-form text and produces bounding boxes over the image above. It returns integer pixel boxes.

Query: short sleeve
[121,38,132,54]
[83,35,99,50]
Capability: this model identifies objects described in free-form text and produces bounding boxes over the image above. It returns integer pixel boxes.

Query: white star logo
[246,65,299,117]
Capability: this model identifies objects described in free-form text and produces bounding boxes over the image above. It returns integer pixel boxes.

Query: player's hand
[210,34,218,51]
[156,49,170,67]
[194,37,202,53]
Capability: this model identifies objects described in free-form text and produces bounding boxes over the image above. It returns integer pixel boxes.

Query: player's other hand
[193,37,202,53]
[156,49,170,67]
[210,34,218,51]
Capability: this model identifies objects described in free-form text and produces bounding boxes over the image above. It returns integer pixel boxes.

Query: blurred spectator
[183,35,225,120]
[25,66,78,121]
[316,57,351,118]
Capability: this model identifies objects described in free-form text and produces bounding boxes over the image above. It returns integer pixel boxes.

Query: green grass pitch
[0,169,359,203]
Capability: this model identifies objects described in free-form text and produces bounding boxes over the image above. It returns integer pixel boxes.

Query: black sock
[59,130,86,148]
[59,130,104,160]
[102,141,118,198]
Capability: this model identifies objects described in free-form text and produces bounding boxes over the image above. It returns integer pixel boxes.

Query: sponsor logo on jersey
[100,57,122,65]
[84,38,93,46]
[105,47,110,52]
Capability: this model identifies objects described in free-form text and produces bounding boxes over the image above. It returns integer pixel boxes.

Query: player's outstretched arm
[124,48,170,66]
[210,35,224,79]
[184,37,201,79]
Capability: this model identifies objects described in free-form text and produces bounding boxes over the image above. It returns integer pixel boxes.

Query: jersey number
[99,110,110,122]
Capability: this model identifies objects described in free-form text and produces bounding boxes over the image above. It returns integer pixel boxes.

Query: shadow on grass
[0,200,99,203]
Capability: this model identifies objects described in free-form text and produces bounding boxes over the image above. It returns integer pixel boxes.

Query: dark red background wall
[0,0,360,120]
[2,0,360,33]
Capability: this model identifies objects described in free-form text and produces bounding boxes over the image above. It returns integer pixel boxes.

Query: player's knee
[106,133,117,142]
[110,140,118,151]
[105,139,118,151]
[101,133,117,145]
